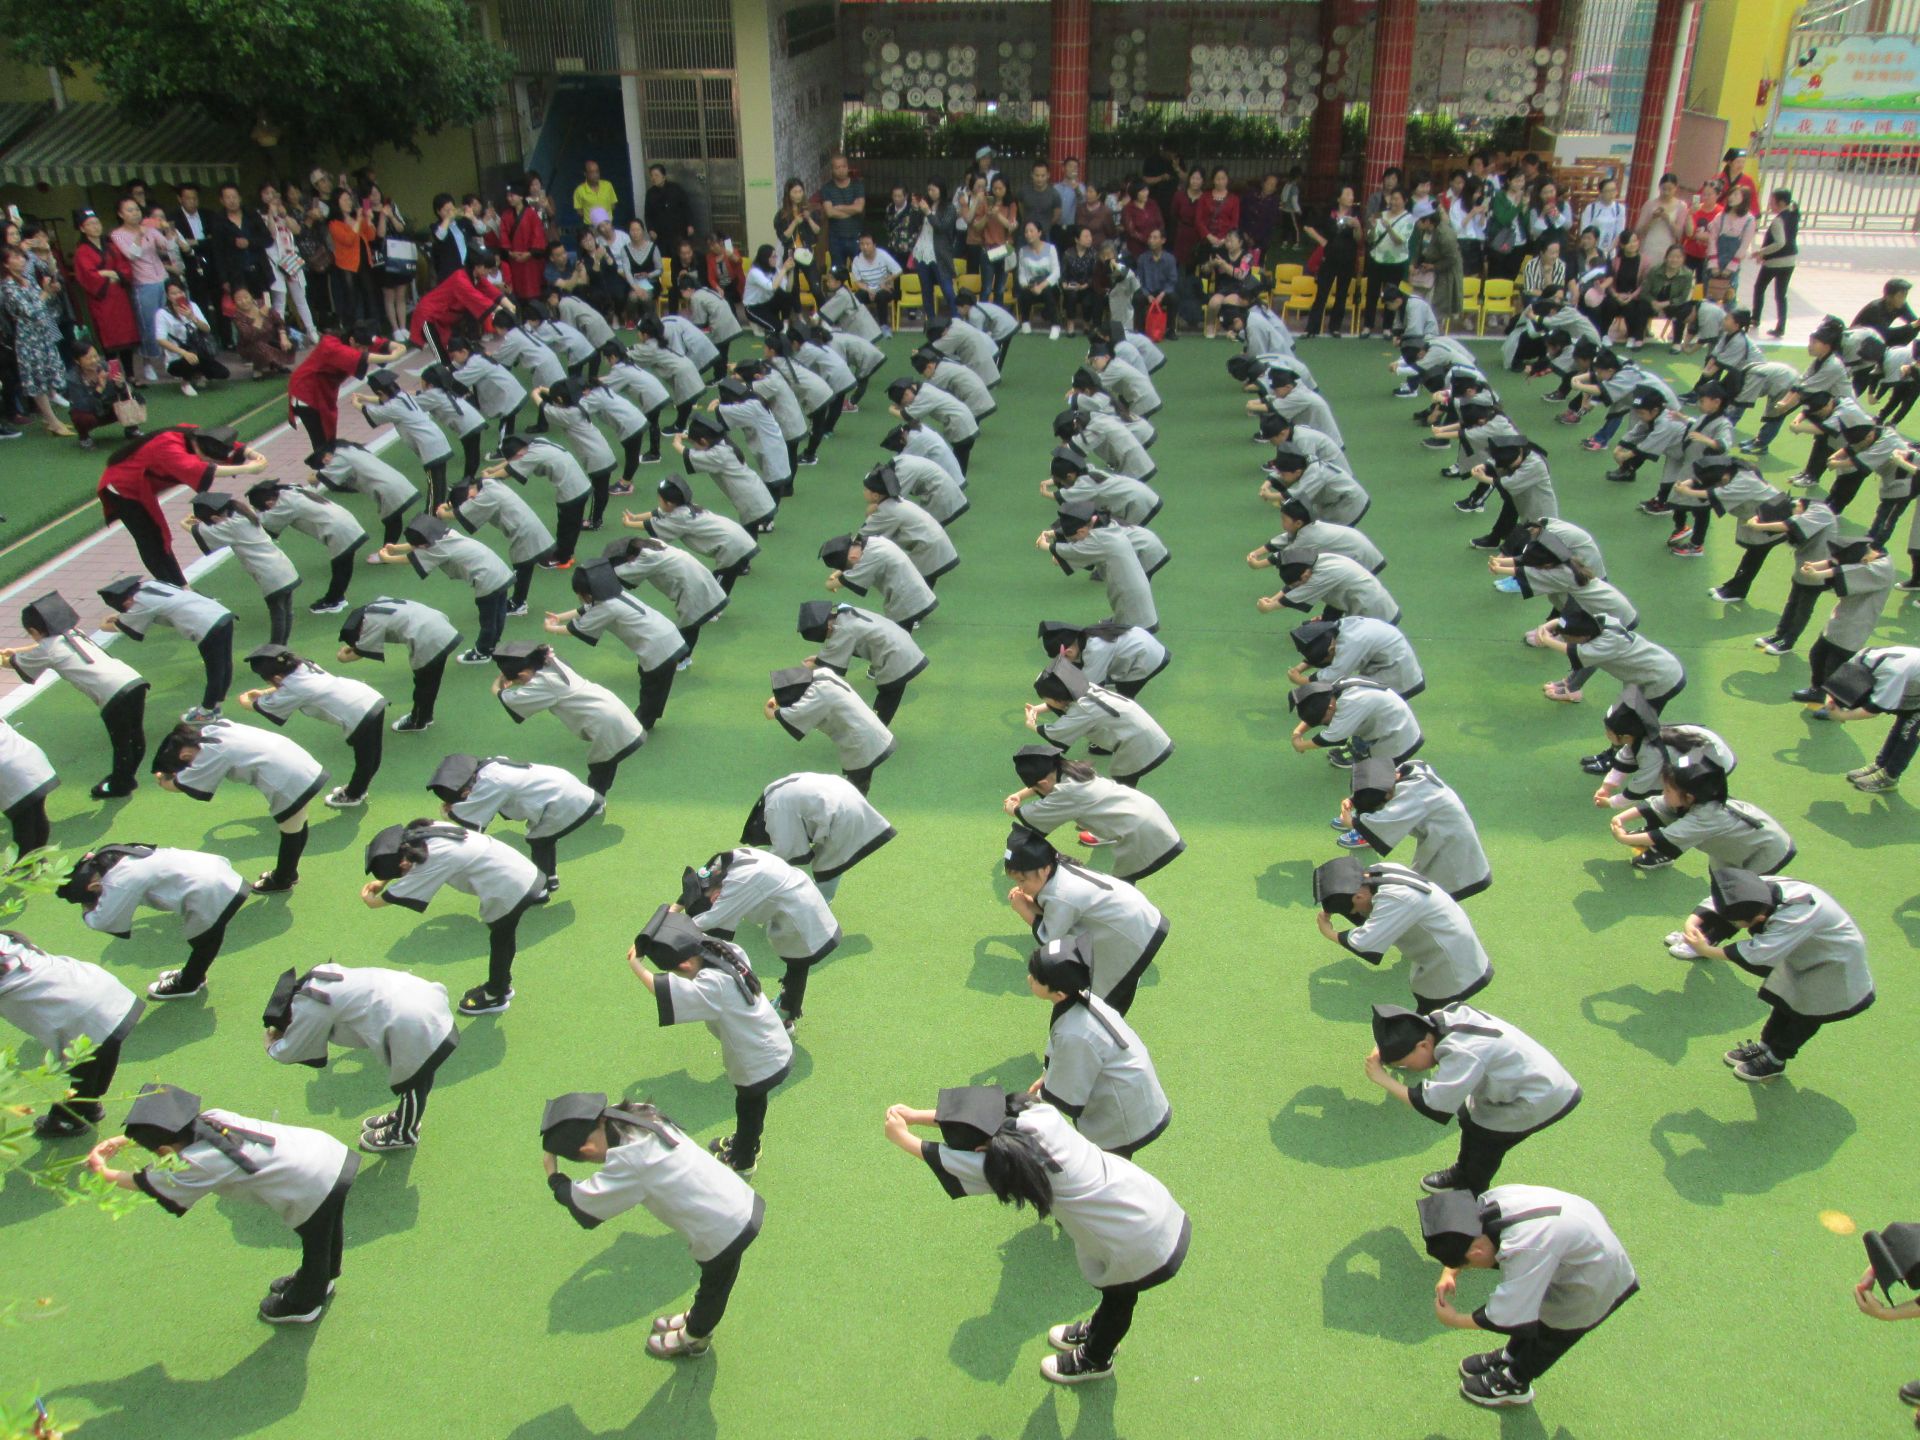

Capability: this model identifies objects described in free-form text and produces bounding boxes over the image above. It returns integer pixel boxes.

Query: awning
[0,102,244,188]
[0,102,51,156]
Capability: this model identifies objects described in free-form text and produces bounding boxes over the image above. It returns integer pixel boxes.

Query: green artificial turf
[3,331,1915,1440]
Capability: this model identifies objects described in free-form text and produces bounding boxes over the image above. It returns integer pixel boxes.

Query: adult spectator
[1450,176,1489,280]
[1644,243,1697,343]
[1706,186,1757,293]
[499,183,549,301]
[429,193,480,282]
[572,160,619,231]
[970,145,1000,191]
[208,182,273,335]
[1241,173,1281,256]
[1303,184,1363,339]
[1196,168,1241,266]
[1365,166,1404,221]
[230,286,294,378]
[1683,179,1723,284]
[1852,278,1916,347]
[327,192,377,327]
[1059,226,1100,335]
[1414,207,1463,331]
[111,198,171,385]
[1485,171,1529,281]
[366,184,415,343]
[612,218,663,317]
[741,244,795,332]
[1519,240,1566,309]
[849,234,902,335]
[1718,147,1760,216]
[1596,231,1651,347]
[73,207,140,380]
[1579,176,1627,256]
[912,180,959,317]
[1528,180,1572,256]
[1013,220,1061,338]
[1200,230,1256,340]
[1017,161,1062,249]
[1635,173,1691,272]
[1171,168,1206,268]
[1053,157,1085,246]
[1078,177,1114,251]
[979,176,1019,305]
[776,177,826,300]
[1362,188,1414,337]
[1140,144,1179,227]
[258,186,316,344]
[706,236,746,304]
[171,182,221,337]
[152,278,230,396]
[1752,187,1799,339]
[544,239,585,296]
[821,154,867,273]
[1121,182,1163,259]
[883,185,916,265]
[1133,227,1179,336]
[0,243,73,435]
[644,164,695,251]
[65,342,139,450]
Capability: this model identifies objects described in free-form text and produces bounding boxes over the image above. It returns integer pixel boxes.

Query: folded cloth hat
[863,463,901,498]
[1289,619,1339,666]
[1349,756,1398,814]
[491,640,548,676]
[818,535,856,571]
[1865,1223,1920,1301]
[770,666,814,708]
[123,1082,201,1148]
[1033,656,1090,705]
[1604,684,1660,740]
[1002,824,1057,874]
[796,601,835,643]
[1709,866,1776,922]
[404,515,450,548]
[20,592,78,637]
[1277,545,1319,583]
[1028,935,1095,996]
[1289,680,1337,726]
[97,575,145,611]
[1036,619,1084,658]
[261,967,304,1033]
[573,561,624,602]
[656,475,694,507]
[1372,1003,1438,1064]
[1268,445,1308,474]
[364,823,411,879]
[636,903,706,967]
[426,753,483,803]
[1418,1190,1485,1265]
[1050,446,1089,479]
[540,1091,624,1158]
[1012,744,1063,786]
[245,643,300,679]
[1820,659,1876,710]
[1052,501,1097,536]
[685,412,726,443]
[1311,855,1367,918]
[936,1085,1008,1150]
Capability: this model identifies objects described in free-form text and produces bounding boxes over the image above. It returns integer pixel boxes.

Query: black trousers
[343,710,386,799]
[1761,1001,1830,1060]
[872,677,910,726]
[802,403,833,463]
[1717,544,1776,599]
[1808,635,1854,690]
[264,586,296,647]
[687,1239,749,1337]
[586,466,614,528]
[178,891,248,988]
[460,430,482,481]
[319,544,361,608]
[4,793,50,855]
[1775,584,1821,646]
[1306,263,1356,336]
[587,758,626,796]
[1753,266,1793,329]
[291,402,331,460]
[1867,496,1910,547]
[620,431,646,482]
[1452,1114,1534,1194]
[381,509,407,546]
[103,494,188,586]
[388,1067,439,1142]
[733,1084,771,1166]
[197,618,235,710]
[778,958,816,1018]
[1084,1288,1139,1368]
[715,557,752,593]
[952,435,976,475]
[287,1174,353,1310]
[510,560,536,609]
[52,1026,126,1125]
[636,660,677,730]
[473,587,509,657]
[843,763,877,796]
[409,656,447,725]
[424,458,449,512]
[1016,285,1061,326]
[100,684,149,790]
[552,494,588,565]
[528,835,560,881]
[1875,708,1920,778]
[1103,959,1152,1017]
[484,895,540,995]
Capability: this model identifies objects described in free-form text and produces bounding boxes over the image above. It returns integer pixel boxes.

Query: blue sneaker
[1492,576,1521,594]
[1335,828,1369,849]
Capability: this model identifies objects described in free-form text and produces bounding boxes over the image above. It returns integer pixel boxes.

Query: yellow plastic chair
[1460,276,1483,334]
[893,273,925,329]
[1478,278,1516,335]
[1270,262,1303,288]
[952,258,970,277]
[1282,274,1319,328]
[796,271,817,315]
[660,258,674,291]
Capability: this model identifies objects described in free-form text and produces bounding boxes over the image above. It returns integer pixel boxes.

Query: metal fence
[1756,143,1920,231]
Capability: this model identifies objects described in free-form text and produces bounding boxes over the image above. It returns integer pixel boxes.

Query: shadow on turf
[547,1228,704,1335]
[1307,957,1406,1023]
[970,931,1039,996]
[1800,796,1916,849]
[1323,1226,1436,1343]
[1649,1081,1857,1205]
[298,1022,508,1118]
[217,1147,418,1247]
[617,1049,816,1137]
[0,1162,65,1230]
[1580,960,1756,1065]
[949,1221,1082,1383]
[1568,857,1688,933]
[1418,1414,1579,1440]
[1255,858,1316,911]
[506,1363,719,1439]
[1005,1383,1117,1440]
[1270,1084,1441,1167]
[53,1327,318,1440]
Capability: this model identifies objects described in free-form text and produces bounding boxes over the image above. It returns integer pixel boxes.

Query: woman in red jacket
[1171,168,1206,269]
[97,425,268,585]
[1195,168,1242,268]
[409,251,508,350]
[499,184,548,301]
[287,320,407,459]
[72,208,141,376]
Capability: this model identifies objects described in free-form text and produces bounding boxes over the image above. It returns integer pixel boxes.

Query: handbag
[1143,294,1167,341]
[381,236,420,276]
[1305,243,1324,275]
[985,243,1009,263]
[792,246,813,267]
[112,392,148,427]
[297,228,332,274]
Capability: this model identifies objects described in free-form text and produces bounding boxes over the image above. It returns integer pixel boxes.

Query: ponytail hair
[980,1125,1055,1218]
[1059,759,1098,783]
[1568,558,1597,586]
[697,938,762,1003]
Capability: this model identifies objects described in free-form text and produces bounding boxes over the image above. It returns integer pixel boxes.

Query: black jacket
[429,218,481,282]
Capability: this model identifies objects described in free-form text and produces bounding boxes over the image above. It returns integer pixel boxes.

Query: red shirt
[96,428,217,550]
[1198,191,1242,241]
[409,268,504,347]
[287,334,372,436]
[499,205,548,300]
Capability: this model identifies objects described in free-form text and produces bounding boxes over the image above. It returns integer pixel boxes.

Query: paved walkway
[0,355,424,715]
[1774,230,1919,335]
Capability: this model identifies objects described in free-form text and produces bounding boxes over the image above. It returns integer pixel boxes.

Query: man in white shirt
[848,236,902,336]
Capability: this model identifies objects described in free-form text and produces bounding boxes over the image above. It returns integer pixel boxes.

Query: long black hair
[696,938,762,1003]
[979,1095,1054,1218]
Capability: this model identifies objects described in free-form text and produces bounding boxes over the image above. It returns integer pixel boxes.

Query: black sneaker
[308,598,348,615]
[459,985,513,1016]
[506,601,528,618]
[1579,753,1612,776]
[1420,1166,1467,1193]
[268,1273,335,1299]
[258,1291,327,1325]
[147,970,206,1001]
[707,1134,757,1178]
[1630,851,1674,870]
[32,1108,97,1139]
[1467,536,1500,550]
[1325,744,1355,770]
[1421,437,1452,450]
[391,713,434,733]
[1438,465,1466,479]
[1049,1321,1093,1351]
[1636,500,1672,515]
[1722,1039,1767,1068]
[1452,496,1485,513]
[1459,1350,1508,1379]
[89,779,137,800]
[1461,1364,1534,1408]
[1604,467,1638,483]
[1899,1379,1920,1406]
[1734,1050,1787,1083]
[360,1124,416,1153]
[455,648,493,666]
[1041,1347,1114,1385]
[1788,687,1824,704]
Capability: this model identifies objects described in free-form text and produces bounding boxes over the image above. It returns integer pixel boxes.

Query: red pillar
[1048,0,1091,172]
[1306,0,1347,206]
[1363,0,1417,195]
[1624,0,1687,217]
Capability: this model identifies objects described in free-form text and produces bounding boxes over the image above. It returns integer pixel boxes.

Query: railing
[1755,144,1920,232]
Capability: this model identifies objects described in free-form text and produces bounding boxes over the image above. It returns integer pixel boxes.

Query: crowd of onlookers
[0,141,1820,448]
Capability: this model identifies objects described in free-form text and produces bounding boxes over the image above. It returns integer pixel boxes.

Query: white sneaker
[1020,322,1033,335]
[676,656,693,672]
[1664,931,1700,960]
[1048,325,1061,340]
[323,786,366,809]
[179,382,198,398]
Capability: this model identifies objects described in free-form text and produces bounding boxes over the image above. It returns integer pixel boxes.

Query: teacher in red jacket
[72,208,141,375]
[97,425,268,585]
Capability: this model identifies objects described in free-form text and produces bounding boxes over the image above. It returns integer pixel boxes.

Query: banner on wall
[1777,33,1920,138]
